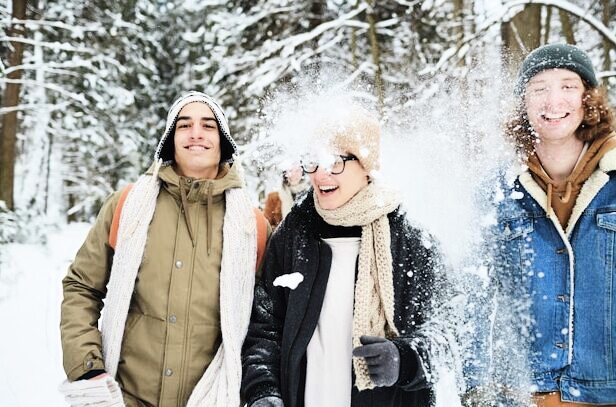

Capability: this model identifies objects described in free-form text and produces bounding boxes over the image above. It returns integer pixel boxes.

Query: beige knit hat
[316,106,381,176]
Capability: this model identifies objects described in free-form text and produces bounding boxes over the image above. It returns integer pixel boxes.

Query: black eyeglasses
[301,155,359,175]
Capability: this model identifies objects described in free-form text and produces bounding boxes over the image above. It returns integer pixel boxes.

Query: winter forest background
[0,0,615,405]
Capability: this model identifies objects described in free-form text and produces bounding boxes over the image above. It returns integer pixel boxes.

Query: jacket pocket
[497,217,534,240]
[184,323,222,399]
[117,312,165,406]
[597,211,616,232]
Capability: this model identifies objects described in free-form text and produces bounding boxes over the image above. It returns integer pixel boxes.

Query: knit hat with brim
[155,91,237,164]
[318,106,381,176]
[515,43,598,96]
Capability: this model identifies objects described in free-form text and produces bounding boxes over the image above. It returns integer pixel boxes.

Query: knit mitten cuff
[59,375,125,406]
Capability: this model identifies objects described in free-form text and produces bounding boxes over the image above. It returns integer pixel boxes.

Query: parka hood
[154,91,237,165]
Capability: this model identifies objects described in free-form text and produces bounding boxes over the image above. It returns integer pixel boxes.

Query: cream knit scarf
[100,162,256,407]
[314,182,401,390]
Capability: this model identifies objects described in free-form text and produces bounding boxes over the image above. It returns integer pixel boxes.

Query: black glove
[352,335,401,387]
[251,396,284,407]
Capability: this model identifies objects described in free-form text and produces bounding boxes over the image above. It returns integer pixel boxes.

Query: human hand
[352,335,400,387]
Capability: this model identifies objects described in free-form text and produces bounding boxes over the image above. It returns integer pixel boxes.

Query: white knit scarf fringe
[101,162,257,407]
[314,182,401,390]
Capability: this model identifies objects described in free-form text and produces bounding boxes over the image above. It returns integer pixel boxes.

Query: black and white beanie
[155,91,237,164]
[515,43,598,96]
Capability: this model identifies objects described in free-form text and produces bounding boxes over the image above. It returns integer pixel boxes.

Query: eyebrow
[176,115,217,122]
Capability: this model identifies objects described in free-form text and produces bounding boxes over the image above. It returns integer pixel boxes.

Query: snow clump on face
[261,78,381,176]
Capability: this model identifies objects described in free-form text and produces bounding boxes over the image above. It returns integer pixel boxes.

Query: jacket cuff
[77,369,106,381]
[391,338,425,389]
[245,383,282,406]
[67,351,105,382]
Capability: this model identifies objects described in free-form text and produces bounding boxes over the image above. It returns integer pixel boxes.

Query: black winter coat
[241,195,451,407]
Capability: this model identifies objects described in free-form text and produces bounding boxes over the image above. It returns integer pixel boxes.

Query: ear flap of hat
[157,117,178,164]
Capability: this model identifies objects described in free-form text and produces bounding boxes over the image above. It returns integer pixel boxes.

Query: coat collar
[518,141,616,237]
[153,162,243,203]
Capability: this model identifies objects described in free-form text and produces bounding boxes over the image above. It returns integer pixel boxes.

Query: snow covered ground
[0,223,91,406]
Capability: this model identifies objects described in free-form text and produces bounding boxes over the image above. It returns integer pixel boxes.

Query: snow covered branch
[1,18,103,34]
[504,0,616,45]
[429,0,616,74]
[0,101,70,115]
[0,78,87,105]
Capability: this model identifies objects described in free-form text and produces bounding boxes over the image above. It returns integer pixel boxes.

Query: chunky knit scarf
[100,162,257,406]
[314,182,401,390]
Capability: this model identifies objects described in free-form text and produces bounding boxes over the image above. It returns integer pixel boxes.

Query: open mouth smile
[541,112,569,122]
[185,145,211,151]
[318,185,339,196]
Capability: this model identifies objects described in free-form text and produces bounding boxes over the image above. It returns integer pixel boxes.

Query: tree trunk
[0,0,28,211]
[558,9,576,45]
[501,4,541,76]
[308,0,326,72]
[365,0,384,113]
[453,0,465,63]
[601,0,611,87]
[543,6,552,45]
[351,0,359,70]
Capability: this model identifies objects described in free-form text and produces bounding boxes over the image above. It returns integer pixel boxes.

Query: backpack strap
[109,184,134,250]
[109,185,267,270]
[253,207,268,271]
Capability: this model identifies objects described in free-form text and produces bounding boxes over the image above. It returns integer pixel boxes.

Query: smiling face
[309,154,369,210]
[173,102,221,179]
[525,68,585,144]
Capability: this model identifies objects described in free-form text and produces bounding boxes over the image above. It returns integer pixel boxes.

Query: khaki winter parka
[61,163,246,406]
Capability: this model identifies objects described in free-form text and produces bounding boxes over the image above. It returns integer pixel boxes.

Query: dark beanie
[515,43,598,96]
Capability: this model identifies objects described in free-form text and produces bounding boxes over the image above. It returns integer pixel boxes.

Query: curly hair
[504,85,615,158]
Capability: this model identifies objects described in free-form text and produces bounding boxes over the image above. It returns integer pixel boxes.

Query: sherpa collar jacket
[241,193,453,407]
[490,139,616,403]
[61,163,243,407]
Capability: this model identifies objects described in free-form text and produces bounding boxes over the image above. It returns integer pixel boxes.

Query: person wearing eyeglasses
[241,106,457,407]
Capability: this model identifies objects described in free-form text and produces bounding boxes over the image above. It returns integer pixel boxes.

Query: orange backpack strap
[109,183,134,250]
[253,207,268,271]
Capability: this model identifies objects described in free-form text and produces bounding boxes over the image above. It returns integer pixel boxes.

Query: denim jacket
[490,146,616,404]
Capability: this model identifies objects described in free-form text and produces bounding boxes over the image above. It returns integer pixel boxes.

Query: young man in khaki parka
[60,91,269,407]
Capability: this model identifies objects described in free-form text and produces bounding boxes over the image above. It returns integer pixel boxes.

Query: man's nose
[544,87,565,104]
[190,125,204,138]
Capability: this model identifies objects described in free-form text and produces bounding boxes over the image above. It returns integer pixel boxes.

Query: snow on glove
[352,335,400,387]
[251,396,284,407]
[58,374,125,406]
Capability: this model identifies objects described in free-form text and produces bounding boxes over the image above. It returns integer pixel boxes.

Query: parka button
[165,368,173,376]
[169,315,177,323]
[175,260,183,269]
[193,182,199,188]
[86,360,93,369]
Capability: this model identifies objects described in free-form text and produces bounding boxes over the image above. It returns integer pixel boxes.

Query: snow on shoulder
[273,272,304,290]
